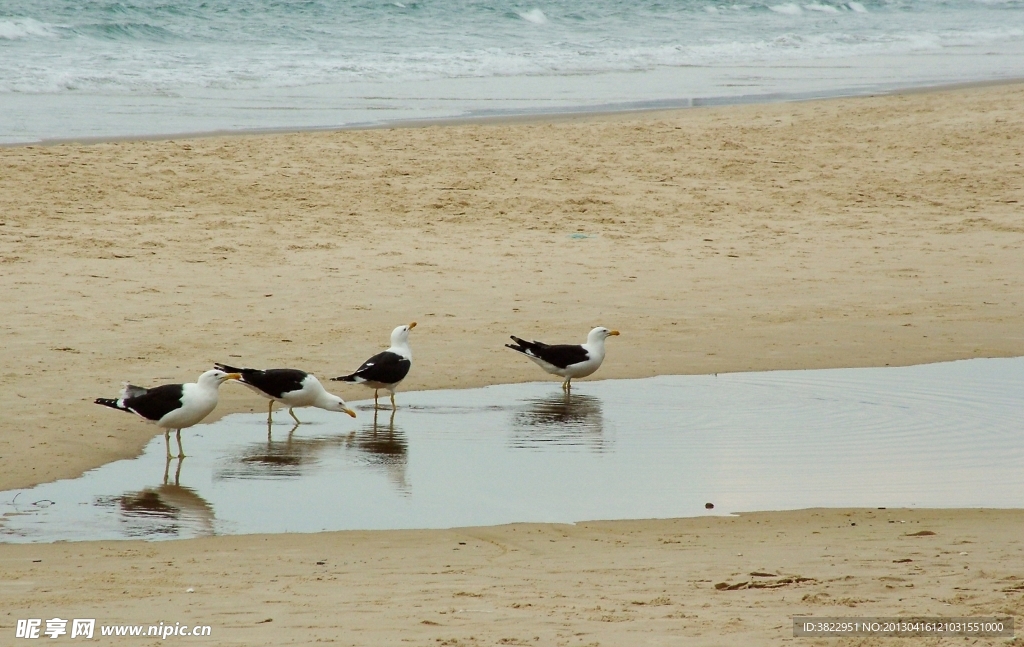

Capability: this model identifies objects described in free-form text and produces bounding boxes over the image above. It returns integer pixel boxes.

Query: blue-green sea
[1,0,1022,142]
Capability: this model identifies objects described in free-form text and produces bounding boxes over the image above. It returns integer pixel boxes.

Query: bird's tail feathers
[95,397,128,411]
[214,362,246,374]
[505,342,528,355]
[331,374,358,382]
[507,335,546,354]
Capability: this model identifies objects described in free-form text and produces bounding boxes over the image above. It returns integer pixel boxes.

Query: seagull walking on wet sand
[213,363,356,424]
[332,322,416,410]
[506,326,619,391]
[95,369,241,458]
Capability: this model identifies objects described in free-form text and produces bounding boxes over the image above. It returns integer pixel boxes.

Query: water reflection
[101,456,215,538]
[510,391,607,451]
[4,359,1024,543]
[219,422,322,479]
[217,411,410,492]
[345,408,410,494]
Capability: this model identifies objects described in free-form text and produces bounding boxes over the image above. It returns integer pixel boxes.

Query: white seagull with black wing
[213,363,356,424]
[95,368,240,458]
[333,322,416,410]
[506,326,619,391]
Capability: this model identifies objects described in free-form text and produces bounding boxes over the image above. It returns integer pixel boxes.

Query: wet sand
[1,82,1023,643]
[2,509,1023,645]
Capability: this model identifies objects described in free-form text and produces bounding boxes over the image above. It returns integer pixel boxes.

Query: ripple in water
[1,358,1021,543]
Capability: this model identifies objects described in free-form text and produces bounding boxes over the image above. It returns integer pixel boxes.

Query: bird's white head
[325,394,357,418]
[588,326,620,344]
[391,321,417,346]
[197,369,242,388]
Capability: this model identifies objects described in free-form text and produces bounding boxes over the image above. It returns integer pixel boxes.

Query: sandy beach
[2,509,1023,645]
[1,83,1023,644]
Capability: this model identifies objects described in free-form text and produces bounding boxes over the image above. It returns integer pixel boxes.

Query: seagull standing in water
[95,369,240,458]
[213,363,356,424]
[506,326,619,391]
[333,322,416,410]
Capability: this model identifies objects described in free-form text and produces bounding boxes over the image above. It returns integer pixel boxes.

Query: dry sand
[1,83,1023,644]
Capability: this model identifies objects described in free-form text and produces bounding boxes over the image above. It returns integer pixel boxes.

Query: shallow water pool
[2,358,1022,542]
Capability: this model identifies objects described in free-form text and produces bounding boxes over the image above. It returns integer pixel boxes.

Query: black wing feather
[333,351,410,385]
[215,363,307,399]
[115,384,186,422]
[506,335,589,369]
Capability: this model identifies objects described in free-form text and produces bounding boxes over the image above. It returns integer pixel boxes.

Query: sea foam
[769,3,804,14]
[0,17,55,40]
[518,8,549,24]
[1,0,1022,142]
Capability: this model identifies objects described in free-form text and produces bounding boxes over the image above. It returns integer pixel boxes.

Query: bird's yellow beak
[344,407,357,418]
[609,330,620,336]
[226,373,243,380]
[408,321,417,329]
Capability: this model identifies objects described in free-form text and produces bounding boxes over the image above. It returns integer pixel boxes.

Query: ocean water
[1,0,1023,142]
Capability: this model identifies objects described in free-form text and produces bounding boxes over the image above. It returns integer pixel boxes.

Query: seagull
[95,369,240,458]
[213,362,356,424]
[332,322,416,410]
[506,326,620,391]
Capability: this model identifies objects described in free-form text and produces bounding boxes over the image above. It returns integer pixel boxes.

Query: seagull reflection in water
[510,391,607,451]
[218,411,409,492]
[344,408,410,494]
[227,422,310,478]
[114,456,215,538]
